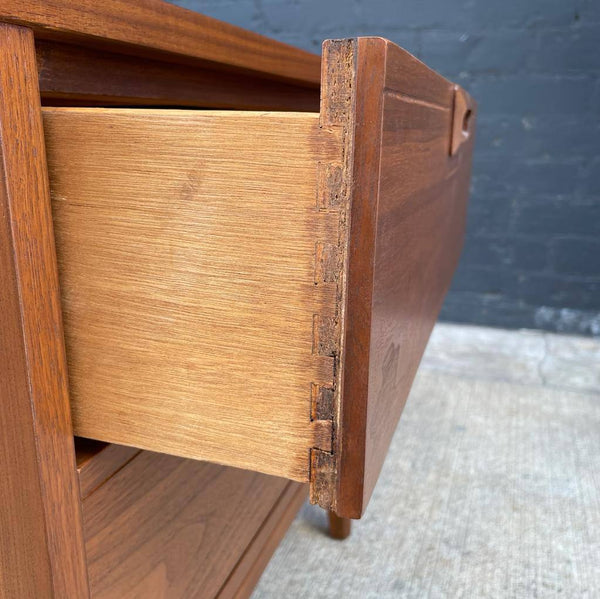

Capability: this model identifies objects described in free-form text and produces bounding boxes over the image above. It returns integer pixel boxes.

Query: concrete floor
[252,323,600,599]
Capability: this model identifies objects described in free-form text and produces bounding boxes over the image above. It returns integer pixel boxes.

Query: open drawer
[43,37,475,518]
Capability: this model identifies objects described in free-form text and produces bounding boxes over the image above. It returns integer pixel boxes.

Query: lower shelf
[77,444,306,598]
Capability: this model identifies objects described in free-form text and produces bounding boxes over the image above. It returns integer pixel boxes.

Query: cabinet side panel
[0,24,89,597]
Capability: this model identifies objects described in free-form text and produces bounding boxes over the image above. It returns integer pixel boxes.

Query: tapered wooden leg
[328,511,352,540]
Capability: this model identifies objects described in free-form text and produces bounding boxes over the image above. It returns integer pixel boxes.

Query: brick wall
[171,0,600,336]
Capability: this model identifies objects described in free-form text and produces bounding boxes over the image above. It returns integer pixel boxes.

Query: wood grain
[320,38,475,518]
[76,439,141,500]
[216,482,307,599]
[44,108,340,481]
[0,24,89,597]
[43,40,474,517]
[0,0,321,86]
[82,451,296,599]
[36,40,319,111]
[328,512,352,540]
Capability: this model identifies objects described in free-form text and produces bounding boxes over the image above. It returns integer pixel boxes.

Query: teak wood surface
[0,4,325,595]
[35,40,319,112]
[0,0,475,593]
[215,481,307,599]
[82,450,304,598]
[75,439,141,500]
[0,24,88,597]
[324,38,476,517]
[0,0,321,86]
[0,6,322,595]
[42,37,474,519]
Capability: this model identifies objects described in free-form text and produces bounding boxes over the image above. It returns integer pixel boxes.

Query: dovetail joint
[316,162,344,210]
[309,449,336,508]
[314,242,339,284]
[310,39,355,511]
[311,383,334,422]
[312,314,340,357]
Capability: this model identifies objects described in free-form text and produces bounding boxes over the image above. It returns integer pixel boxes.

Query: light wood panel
[44,108,341,481]
[82,451,299,598]
[0,0,321,85]
[0,24,89,598]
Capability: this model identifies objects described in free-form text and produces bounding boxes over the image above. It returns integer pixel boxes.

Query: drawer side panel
[44,109,341,481]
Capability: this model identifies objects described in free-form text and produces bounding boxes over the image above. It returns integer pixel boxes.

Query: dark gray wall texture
[171,0,600,337]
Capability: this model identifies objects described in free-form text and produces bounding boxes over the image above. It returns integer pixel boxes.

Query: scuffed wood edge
[309,38,356,510]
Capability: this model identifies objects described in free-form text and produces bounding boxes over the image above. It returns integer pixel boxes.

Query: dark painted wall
[171,0,600,336]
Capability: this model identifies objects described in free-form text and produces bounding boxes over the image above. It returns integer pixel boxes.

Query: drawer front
[44,37,475,518]
[326,38,475,517]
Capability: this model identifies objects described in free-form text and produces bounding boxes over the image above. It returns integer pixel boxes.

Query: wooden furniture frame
[41,37,474,520]
[0,2,475,596]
